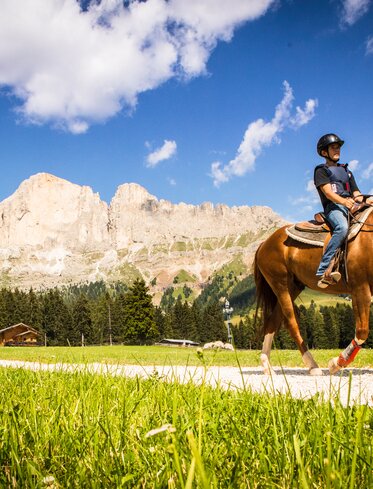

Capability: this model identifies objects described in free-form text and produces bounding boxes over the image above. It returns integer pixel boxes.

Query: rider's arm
[319,183,355,209]
[352,191,373,205]
[352,190,363,202]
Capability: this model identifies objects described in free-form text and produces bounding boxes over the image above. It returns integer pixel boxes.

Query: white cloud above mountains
[210,81,318,187]
[146,139,177,167]
[0,0,275,133]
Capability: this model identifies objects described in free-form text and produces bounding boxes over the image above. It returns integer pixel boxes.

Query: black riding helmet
[317,133,344,156]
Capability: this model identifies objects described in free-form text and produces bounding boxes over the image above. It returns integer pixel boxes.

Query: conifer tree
[233,320,244,349]
[201,301,227,343]
[320,306,339,348]
[41,289,72,345]
[171,297,184,339]
[171,299,197,340]
[25,288,43,331]
[336,303,355,348]
[0,289,10,329]
[4,289,17,326]
[71,294,93,345]
[182,301,198,341]
[12,289,29,324]
[191,301,203,343]
[112,292,127,343]
[90,292,112,344]
[244,314,258,349]
[122,279,158,344]
[306,301,327,348]
[154,306,173,339]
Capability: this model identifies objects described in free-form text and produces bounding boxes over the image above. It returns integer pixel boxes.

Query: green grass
[173,269,197,284]
[296,288,349,307]
[0,365,372,488]
[0,345,372,368]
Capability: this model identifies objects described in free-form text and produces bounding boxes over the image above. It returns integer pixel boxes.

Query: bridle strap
[348,203,373,227]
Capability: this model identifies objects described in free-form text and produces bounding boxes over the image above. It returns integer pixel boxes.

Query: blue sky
[0,0,373,221]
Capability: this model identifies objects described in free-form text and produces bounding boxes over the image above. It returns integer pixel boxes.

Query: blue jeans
[316,203,349,276]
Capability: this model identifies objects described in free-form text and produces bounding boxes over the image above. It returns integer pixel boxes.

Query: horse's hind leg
[260,302,283,375]
[259,282,321,375]
[268,282,323,375]
[329,285,370,374]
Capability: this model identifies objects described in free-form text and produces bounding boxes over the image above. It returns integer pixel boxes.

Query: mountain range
[0,173,287,300]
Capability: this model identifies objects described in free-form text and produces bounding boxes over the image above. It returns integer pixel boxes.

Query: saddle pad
[285,207,373,247]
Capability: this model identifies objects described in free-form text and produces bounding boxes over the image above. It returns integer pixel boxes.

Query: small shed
[155,338,199,347]
[0,323,42,346]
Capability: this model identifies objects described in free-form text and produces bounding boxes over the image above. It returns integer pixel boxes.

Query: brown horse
[254,209,373,375]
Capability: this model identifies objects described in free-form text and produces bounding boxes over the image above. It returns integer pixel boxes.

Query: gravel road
[1,360,372,406]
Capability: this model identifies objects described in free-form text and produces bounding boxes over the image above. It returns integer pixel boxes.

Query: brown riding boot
[317,271,341,289]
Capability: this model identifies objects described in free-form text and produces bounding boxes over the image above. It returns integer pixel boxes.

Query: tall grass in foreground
[0,367,372,488]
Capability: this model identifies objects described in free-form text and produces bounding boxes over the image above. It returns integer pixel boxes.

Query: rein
[348,203,373,227]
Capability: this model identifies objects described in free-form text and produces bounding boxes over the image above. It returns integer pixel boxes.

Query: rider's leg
[316,203,349,276]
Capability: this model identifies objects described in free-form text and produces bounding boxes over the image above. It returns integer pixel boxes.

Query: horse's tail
[253,245,277,333]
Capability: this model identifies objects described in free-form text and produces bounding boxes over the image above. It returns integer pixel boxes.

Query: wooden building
[155,338,199,347]
[0,323,42,346]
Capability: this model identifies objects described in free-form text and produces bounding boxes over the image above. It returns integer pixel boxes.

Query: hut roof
[0,323,39,334]
[13,330,41,338]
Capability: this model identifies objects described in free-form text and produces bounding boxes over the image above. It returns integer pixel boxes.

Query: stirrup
[317,271,341,289]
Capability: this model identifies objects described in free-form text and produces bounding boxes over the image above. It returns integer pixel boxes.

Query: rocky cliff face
[0,173,287,294]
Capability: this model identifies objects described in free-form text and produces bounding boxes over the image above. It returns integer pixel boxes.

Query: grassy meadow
[0,344,373,368]
[0,347,372,487]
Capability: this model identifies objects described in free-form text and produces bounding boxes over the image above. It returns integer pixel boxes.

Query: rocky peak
[112,183,157,207]
[0,172,109,250]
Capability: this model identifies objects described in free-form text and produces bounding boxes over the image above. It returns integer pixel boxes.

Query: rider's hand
[344,198,355,209]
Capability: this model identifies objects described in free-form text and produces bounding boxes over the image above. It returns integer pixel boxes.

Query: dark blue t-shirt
[314,164,359,210]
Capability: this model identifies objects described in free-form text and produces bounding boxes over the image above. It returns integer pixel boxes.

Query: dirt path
[1,360,372,406]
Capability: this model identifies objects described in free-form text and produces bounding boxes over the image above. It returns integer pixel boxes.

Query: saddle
[286,205,373,247]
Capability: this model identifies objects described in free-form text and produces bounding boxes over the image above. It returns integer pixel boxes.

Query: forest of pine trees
[0,279,371,349]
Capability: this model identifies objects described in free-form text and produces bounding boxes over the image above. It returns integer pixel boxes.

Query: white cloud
[290,99,318,128]
[362,162,373,179]
[210,81,317,186]
[167,177,177,186]
[348,159,359,171]
[146,139,177,167]
[289,179,318,207]
[367,36,373,54]
[0,0,275,132]
[341,0,371,26]
[305,178,318,197]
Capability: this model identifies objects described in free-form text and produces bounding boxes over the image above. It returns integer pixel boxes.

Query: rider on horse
[314,133,373,288]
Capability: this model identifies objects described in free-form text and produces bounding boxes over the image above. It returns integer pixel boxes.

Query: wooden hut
[0,323,42,346]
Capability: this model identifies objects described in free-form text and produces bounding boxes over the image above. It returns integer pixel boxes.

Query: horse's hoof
[328,357,342,375]
[309,367,323,376]
[263,367,277,376]
[260,354,276,375]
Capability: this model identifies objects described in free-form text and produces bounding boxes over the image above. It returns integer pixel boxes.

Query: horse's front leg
[329,285,371,374]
